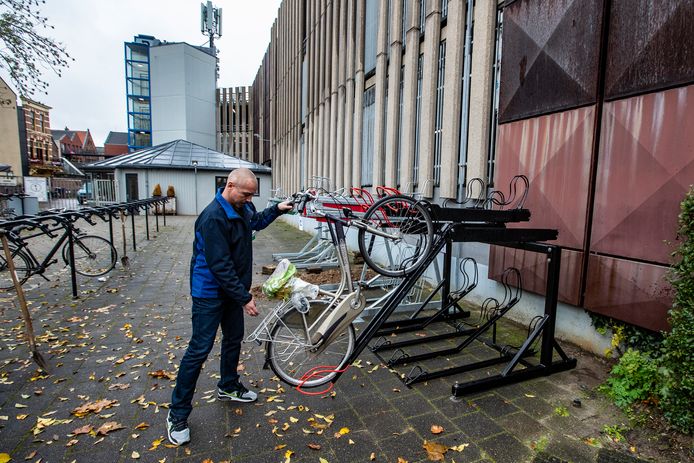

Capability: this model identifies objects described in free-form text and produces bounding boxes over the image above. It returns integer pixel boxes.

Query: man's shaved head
[228,168,256,186]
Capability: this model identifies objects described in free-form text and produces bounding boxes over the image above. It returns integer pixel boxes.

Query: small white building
[83,140,272,215]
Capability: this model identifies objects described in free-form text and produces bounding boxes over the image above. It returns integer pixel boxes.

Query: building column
[372,0,389,189]
[399,0,420,191]
[465,1,495,184]
[335,0,347,190]
[351,0,366,188]
[328,0,340,187]
[417,0,442,198]
[343,0,356,190]
[385,0,404,188]
[439,0,465,198]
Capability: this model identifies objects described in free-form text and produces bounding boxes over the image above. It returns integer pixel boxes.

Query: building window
[434,40,446,186]
[364,0,379,74]
[361,86,376,187]
[487,7,503,188]
[457,0,475,198]
[442,0,448,20]
[420,0,426,35]
[27,111,34,129]
[413,54,423,187]
[397,64,405,186]
[402,0,408,51]
[38,113,44,132]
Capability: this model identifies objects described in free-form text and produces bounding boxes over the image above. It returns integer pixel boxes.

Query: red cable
[295,365,350,396]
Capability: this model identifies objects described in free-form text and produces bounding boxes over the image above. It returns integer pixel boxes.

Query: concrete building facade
[125,35,217,152]
[0,77,22,185]
[248,0,694,351]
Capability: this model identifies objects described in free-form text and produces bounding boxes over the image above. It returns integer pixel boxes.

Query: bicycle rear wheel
[267,301,355,388]
[357,195,434,278]
[0,248,32,291]
[62,235,117,277]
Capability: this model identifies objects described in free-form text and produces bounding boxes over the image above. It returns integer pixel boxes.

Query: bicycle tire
[0,247,33,291]
[267,302,355,388]
[62,235,117,277]
[357,195,434,278]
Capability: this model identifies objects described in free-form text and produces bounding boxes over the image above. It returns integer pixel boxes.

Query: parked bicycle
[0,213,118,291]
[246,190,435,388]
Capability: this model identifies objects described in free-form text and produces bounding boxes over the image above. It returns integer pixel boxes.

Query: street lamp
[191,160,199,214]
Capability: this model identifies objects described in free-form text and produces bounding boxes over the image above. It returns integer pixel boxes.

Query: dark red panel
[489,246,583,306]
[495,106,596,250]
[499,0,603,123]
[591,85,694,264]
[584,255,672,331]
[605,0,694,101]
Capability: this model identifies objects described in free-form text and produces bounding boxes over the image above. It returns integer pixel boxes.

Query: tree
[0,0,71,97]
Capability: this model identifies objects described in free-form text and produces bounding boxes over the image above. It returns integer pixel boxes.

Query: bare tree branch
[0,0,72,96]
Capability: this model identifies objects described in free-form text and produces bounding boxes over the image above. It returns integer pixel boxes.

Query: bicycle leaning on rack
[246,190,435,389]
[0,213,118,291]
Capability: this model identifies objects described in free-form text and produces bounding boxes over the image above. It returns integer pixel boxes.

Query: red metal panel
[489,246,583,306]
[499,0,603,123]
[584,255,672,331]
[495,106,596,250]
[605,0,694,101]
[591,85,694,264]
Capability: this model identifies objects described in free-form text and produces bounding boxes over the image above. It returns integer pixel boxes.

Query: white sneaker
[217,382,258,403]
[166,411,190,446]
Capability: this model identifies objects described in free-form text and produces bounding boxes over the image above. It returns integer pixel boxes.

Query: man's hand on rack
[277,201,294,212]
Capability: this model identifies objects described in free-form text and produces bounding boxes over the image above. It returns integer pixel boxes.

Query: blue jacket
[190,189,283,301]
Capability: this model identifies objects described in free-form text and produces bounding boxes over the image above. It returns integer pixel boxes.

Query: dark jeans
[170,296,244,421]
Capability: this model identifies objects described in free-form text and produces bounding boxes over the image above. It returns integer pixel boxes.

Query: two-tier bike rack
[331,203,577,396]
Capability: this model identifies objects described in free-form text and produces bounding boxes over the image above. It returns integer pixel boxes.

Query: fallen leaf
[66,438,79,447]
[338,427,350,435]
[430,425,444,435]
[149,438,163,450]
[96,421,125,435]
[449,443,469,452]
[0,454,10,463]
[319,458,330,463]
[71,424,93,435]
[148,370,176,381]
[284,449,293,463]
[71,399,118,417]
[24,450,37,460]
[274,444,287,450]
[307,443,321,450]
[135,422,150,430]
[397,458,409,463]
[131,450,140,459]
[423,440,448,461]
[370,452,376,460]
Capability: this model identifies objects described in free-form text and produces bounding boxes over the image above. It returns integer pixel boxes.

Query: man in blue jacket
[167,168,293,446]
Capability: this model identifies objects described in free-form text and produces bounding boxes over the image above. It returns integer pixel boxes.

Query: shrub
[659,185,694,433]
[152,184,162,196]
[600,348,659,409]
[166,185,175,197]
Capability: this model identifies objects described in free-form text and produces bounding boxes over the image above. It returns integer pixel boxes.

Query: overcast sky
[2,0,282,145]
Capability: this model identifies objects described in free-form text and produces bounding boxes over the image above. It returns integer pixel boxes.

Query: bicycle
[246,190,435,389]
[0,213,118,291]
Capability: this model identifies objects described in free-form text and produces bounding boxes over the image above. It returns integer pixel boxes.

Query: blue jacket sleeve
[249,203,284,231]
[201,215,252,304]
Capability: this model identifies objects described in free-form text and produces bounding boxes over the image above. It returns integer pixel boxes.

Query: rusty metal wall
[493,106,596,250]
[498,0,604,123]
[584,255,673,331]
[605,0,694,101]
[591,85,694,264]
[489,246,583,306]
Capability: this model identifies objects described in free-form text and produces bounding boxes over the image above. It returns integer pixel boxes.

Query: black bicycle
[0,217,117,291]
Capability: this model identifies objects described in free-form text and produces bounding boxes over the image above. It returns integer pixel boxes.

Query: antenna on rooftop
[200,1,222,52]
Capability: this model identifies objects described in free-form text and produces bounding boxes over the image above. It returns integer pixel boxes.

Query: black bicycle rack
[0,197,169,297]
[332,176,577,396]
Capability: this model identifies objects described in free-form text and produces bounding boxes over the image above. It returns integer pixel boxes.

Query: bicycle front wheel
[357,195,434,277]
[267,301,355,388]
[0,248,32,291]
[62,235,117,277]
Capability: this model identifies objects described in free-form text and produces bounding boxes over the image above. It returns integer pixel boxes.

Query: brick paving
[0,215,656,463]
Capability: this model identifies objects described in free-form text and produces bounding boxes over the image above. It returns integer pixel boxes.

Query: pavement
[0,214,665,463]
